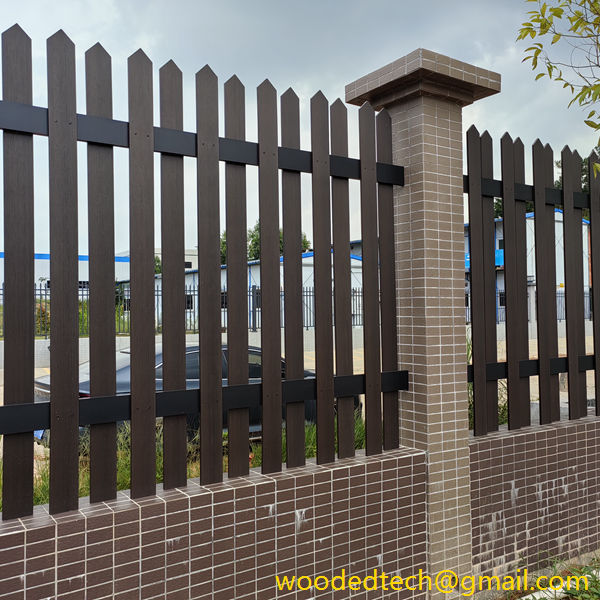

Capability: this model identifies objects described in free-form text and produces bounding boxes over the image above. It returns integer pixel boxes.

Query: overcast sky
[0,0,597,280]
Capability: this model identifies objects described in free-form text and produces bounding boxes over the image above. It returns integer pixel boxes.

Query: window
[498,291,506,307]
[498,238,504,250]
[186,351,199,379]
[185,294,194,310]
[184,261,192,268]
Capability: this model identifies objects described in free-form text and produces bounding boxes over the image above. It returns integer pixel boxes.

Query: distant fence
[465,289,593,323]
[0,284,366,337]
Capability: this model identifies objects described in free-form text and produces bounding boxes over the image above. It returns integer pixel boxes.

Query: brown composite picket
[466,126,488,435]
[330,99,354,459]
[501,134,530,429]
[159,60,187,488]
[480,132,498,433]
[562,148,587,419]
[224,75,249,478]
[590,152,600,416]
[377,110,399,450]
[311,92,335,464]
[359,103,382,455]
[258,80,282,474]
[281,88,305,468]
[86,43,117,501]
[197,66,222,484]
[1,25,34,519]
[533,141,560,423]
[47,31,80,514]
[128,50,156,498]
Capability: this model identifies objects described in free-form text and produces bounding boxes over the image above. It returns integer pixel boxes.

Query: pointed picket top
[514,137,524,151]
[311,90,328,105]
[257,78,276,102]
[590,149,600,163]
[501,131,513,145]
[281,86,299,104]
[2,23,30,44]
[481,130,492,146]
[128,47,151,68]
[159,58,181,77]
[573,149,582,163]
[330,98,347,120]
[359,101,375,118]
[466,124,480,138]
[47,29,75,52]
[225,73,244,95]
[532,138,544,153]
[376,107,391,126]
[85,42,110,63]
[196,64,217,86]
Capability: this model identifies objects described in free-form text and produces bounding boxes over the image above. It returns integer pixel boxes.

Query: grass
[0,412,366,511]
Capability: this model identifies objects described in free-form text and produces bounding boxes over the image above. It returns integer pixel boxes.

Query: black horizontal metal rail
[0,100,404,185]
[462,175,588,209]
[0,370,408,435]
[467,356,595,383]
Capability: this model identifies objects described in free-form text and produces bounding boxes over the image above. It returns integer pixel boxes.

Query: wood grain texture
[590,151,600,416]
[47,30,80,514]
[330,99,354,459]
[1,24,34,519]
[377,109,399,450]
[533,141,560,423]
[159,59,187,487]
[311,92,335,464]
[359,103,382,455]
[86,42,117,501]
[128,49,156,498]
[224,75,249,478]
[258,80,282,474]
[281,88,305,468]
[197,66,223,484]
[562,147,587,419]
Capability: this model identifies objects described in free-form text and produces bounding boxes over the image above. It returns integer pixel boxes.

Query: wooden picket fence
[0,25,407,520]
[466,126,600,435]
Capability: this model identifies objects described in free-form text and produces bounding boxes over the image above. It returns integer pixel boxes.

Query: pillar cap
[345,49,500,109]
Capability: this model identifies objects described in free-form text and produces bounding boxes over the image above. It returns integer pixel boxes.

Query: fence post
[347,50,500,591]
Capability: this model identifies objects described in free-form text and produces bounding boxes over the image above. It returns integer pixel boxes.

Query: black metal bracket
[463,175,590,209]
[467,355,594,383]
[0,370,409,435]
[0,100,404,186]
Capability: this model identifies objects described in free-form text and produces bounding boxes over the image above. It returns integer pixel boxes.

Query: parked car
[33,345,351,440]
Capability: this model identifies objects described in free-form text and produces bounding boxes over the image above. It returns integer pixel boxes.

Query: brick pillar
[346,50,500,595]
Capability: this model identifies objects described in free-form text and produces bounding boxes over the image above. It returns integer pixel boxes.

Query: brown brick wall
[470,418,600,577]
[0,448,427,600]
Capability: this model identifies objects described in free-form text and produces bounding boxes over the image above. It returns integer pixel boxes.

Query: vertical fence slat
[159,60,187,487]
[590,151,600,416]
[224,75,250,478]
[86,43,117,502]
[502,134,530,429]
[311,92,335,464]
[359,103,382,455]
[258,80,282,474]
[377,109,399,451]
[281,88,305,468]
[330,99,354,459]
[563,147,587,419]
[533,140,560,423]
[128,50,156,498]
[47,30,79,514]
[466,126,488,434]
[2,25,34,519]
[197,66,222,484]
[481,132,498,432]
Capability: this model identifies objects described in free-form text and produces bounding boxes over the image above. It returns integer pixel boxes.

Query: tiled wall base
[0,448,427,600]
[470,418,600,577]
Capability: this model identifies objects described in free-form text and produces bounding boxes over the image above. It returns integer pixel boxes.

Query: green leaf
[552,32,561,43]
[536,72,546,80]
